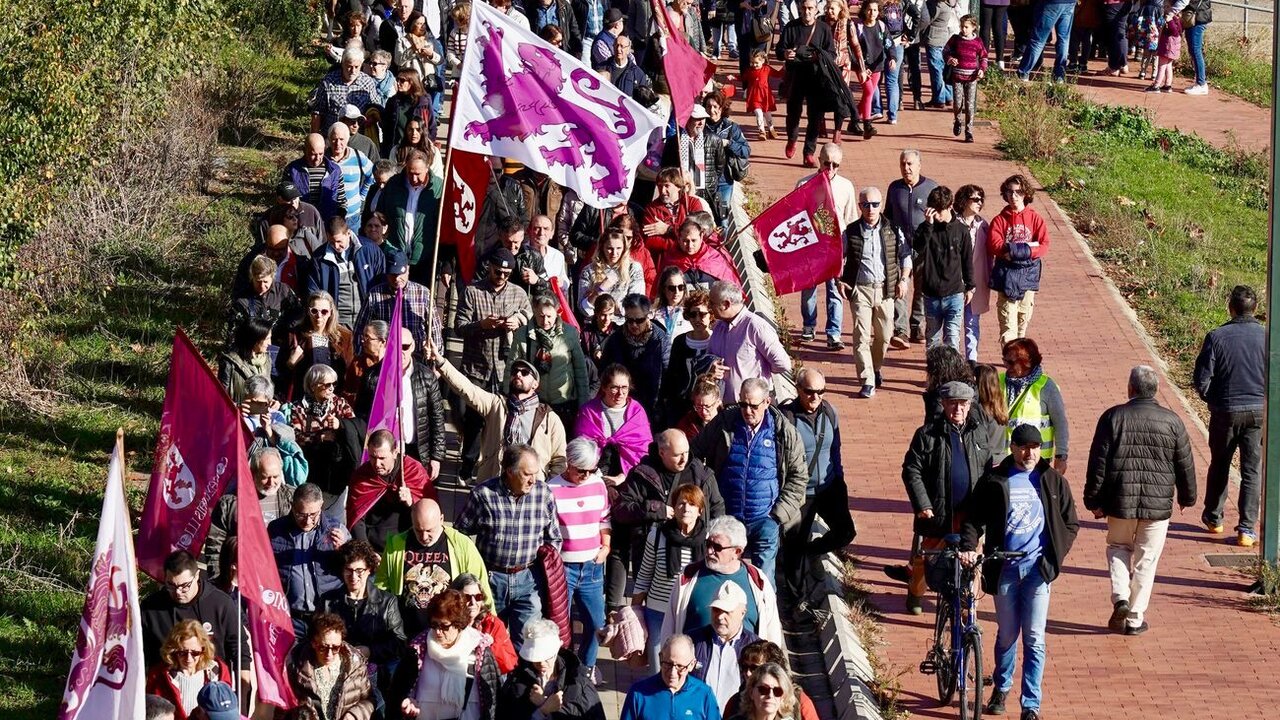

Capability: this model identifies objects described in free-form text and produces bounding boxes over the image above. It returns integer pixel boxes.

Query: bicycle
[918,533,1025,719]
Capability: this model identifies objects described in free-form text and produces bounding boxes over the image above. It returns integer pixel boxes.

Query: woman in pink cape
[573,364,654,486]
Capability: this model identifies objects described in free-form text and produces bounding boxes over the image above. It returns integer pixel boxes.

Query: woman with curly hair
[394,589,499,720]
[288,613,375,720]
[145,620,233,720]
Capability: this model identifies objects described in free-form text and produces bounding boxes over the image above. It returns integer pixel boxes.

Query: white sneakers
[1184,84,1210,96]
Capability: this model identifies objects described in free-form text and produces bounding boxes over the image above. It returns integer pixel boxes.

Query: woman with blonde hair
[145,620,233,720]
[575,227,644,325]
[284,290,354,402]
[729,662,798,720]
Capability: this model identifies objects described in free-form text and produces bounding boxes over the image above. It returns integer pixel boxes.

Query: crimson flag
[137,330,240,581]
[651,0,717,126]
[550,277,580,330]
[440,149,491,283]
[750,173,843,295]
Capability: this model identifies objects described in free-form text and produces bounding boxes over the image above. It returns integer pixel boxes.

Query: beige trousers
[1106,516,1171,627]
[850,284,894,383]
[996,290,1037,345]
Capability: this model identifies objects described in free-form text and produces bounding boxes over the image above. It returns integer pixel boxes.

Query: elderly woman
[498,619,606,720]
[145,620,233,720]
[660,289,715,429]
[288,613,375,720]
[322,541,407,683]
[218,316,275,405]
[727,663,800,720]
[632,484,708,673]
[512,295,590,429]
[725,647,820,720]
[284,290,354,402]
[289,364,358,496]
[395,589,499,720]
[240,376,309,486]
[659,216,741,291]
[1000,337,1069,474]
[343,319,387,402]
[576,227,645,326]
[449,573,518,675]
[676,380,723,441]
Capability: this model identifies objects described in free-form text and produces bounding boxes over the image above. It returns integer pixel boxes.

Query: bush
[982,74,1074,162]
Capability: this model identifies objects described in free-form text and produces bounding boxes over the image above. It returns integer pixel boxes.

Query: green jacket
[509,321,589,407]
[376,526,494,610]
[376,172,439,266]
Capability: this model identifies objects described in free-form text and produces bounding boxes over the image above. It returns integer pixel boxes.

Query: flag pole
[428,39,472,343]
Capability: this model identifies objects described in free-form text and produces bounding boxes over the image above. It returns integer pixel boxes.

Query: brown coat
[288,643,375,720]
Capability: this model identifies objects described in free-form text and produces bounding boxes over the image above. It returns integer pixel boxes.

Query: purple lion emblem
[463,22,640,200]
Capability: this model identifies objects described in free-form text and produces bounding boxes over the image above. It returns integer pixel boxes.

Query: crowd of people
[136,2,1254,720]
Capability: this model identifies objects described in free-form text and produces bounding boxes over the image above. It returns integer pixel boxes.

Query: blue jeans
[716,182,734,230]
[580,35,597,65]
[800,279,844,340]
[745,516,781,585]
[490,568,541,652]
[925,45,952,104]
[992,564,1051,712]
[924,293,964,351]
[963,304,981,362]
[563,560,607,668]
[1185,23,1207,85]
[884,43,904,119]
[710,23,738,55]
[1019,2,1075,81]
[643,606,665,673]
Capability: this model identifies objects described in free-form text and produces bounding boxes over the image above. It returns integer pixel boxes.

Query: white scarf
[426,627,482,708]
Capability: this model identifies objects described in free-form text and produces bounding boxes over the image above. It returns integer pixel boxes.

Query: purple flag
[363,287,404,458]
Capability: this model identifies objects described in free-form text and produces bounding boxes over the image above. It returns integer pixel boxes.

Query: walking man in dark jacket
[961,424,1079,720]
[1085,365,1196,636]
[901,380,998,614]
[911,185,974,352]
[1193,284,1266,547]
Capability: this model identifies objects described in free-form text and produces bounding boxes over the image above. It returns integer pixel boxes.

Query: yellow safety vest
[998,372,1055,459]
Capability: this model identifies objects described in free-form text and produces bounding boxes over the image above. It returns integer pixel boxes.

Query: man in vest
[999,337,1070,474]
[692,378,809,583]
[778,368,857,611]
[838,186,912,399]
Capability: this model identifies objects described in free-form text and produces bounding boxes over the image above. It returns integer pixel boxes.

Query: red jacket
[476,611,519,675]
[536,543,572,647]
[987,205,1049,260]
[145,659,233,720]
[641,195,710,256]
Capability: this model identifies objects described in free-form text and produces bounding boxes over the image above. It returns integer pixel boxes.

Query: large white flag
[59,435,145,720]
[451,0,664,209]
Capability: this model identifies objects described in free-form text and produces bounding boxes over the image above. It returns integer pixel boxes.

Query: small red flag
[750,173,844,296]
[651,0,716,126]
[440,149,492,283]
[550,277,580,330]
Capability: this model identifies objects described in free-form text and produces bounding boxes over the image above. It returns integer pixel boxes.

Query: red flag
[440,149,491,283]
[651,0,716,126]
[237,428,298,709]
[750,173,843,296]
[549,277,580,330]
[137,330,240,581]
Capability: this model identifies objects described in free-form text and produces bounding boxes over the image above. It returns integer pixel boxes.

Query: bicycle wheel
[959,631,984,720]
[933,598,956,704]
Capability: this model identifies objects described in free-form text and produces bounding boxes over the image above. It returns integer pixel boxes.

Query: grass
[0,45,321,719]
[1180,29,1274,108]
[982,73,1269,382]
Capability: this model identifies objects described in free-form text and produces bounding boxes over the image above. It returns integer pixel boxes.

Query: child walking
[742,50,778,140]
[942,15,987,143]
[1147,5,1182,93]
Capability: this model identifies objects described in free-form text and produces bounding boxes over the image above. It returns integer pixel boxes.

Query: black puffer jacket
[615,452,726,540]
[902,410,1000,538]
[1083,397,1197,520]
[498,649,606,720]
[356,360,446,463]
[321,581,407,665]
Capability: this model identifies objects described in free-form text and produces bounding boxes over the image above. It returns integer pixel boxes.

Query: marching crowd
[137,2,1254,720]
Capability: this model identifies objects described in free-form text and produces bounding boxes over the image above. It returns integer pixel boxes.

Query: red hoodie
[987,205,1049,260]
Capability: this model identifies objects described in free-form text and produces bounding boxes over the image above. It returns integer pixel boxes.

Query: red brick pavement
[728,92,1280,718]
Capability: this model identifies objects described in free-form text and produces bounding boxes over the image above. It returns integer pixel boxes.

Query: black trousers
[786,78,845,156]
[781,478,857,598]
[980,4,1009,62]
[1203,409,1264,533]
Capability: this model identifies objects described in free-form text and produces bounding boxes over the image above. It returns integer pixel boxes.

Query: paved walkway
[731,89,1280,718]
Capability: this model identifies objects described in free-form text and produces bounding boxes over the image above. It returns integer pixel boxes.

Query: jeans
[981,4,1009,61]
[490,568,541,652]
[1185,22,1207,85]
[992,564,1051,712]
[710,23,738,56]
[643,606,665,673]
[716,182,734,231]
[580,34,596,65]
[563,560,607,668]
[963,303,981,362]
[1102,1,1132,71]
[885,43,905,120]
[1106,517,1170,627]
[800,279,844,340]
[745,515,781,584]
[1203,409,1264,533]
[925,45,953,103]
[1019,2,1075,81]
[924,293,965,351]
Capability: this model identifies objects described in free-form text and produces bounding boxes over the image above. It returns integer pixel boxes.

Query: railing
[1212,1,1274,40]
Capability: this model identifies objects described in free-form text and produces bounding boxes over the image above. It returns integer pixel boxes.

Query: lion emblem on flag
[161,443,196,511]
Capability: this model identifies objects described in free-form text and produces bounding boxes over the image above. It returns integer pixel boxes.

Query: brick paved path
[730,89,1280,718]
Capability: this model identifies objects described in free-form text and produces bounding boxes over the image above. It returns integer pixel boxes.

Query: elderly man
[1194,284,1266,547]
[355,329,446,473]
[617,429,726,541]
[375,149,440,280]
[693,378,808,582]
[600,293,671,416]
[202,447,298,577]
[796,143,857,349]
[238,222,304,296]
[901,381,1000,614]
[346,429,439,551]
[306,217,385,328]
[140,550,247,669]
[268,483,350,634]
[1086,366,1196,636]
[839,186,911,398]
[706,282,792,405]
[547,438,612,677]
[961,425,1079,720]
[284,133,345,224]
[607,33,651,96]
[592,7,627,70]
[354,252,439,358]
[779,368,856,604]
[309,45,378,132]
[327,122,374,233]
[691,582,761,712]
[620,634,722,720]
[378,498,492,637]
[661,105,726,222]
[252,180,324,252]
[238,375,308,483]
[662,515,783,645]
[527,214,570,292]
[886,149,940,345]
[454,445,561,647]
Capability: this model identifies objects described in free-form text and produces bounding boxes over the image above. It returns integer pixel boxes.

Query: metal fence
[1212,1,1274,40]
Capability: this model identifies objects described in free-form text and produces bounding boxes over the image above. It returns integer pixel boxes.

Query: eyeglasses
[315,382,335,389]
[315,644,343,654]
[739,399,767,411]
[822,161,840,169]
[660,660,695,673]
[165,577,196,593]
[625,316,649,326]
[309,308,331,316]
[859,201,881,208]
[756,685,786,698]
[294,510,322,522]
[464,592,486,603]
[666,284,686,292]
[606,384,629,393]
[706,539,736,553]
[344,566,370,576]
[800,387,826,396]
[430,623,455,632]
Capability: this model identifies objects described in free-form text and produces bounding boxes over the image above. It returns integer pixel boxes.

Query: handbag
[753,16,775,42]
[1179,8,1197,27]
[726,154,749,182]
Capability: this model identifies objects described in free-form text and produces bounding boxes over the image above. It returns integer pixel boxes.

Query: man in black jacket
[901,380,998,613]
[616,429,727,545]
[776,0,834,166]
[911,185,973,353]
[599,293,671,417]
[960,424,1079,720]
[355,327,446,475]
[1086,365,1196,636]
[1193,284,1266,547]
[140,550,249,672]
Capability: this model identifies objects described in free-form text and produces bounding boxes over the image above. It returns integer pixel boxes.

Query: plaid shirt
[354,279,442,357]
[456,278,532,387]
[310,68,379,130]
[454,477,562,570]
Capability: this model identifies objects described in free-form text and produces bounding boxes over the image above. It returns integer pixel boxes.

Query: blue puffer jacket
[305,240,387,302]
[285,157,345,223]
[267,516,344,614]
[719,412,780,522]
[989,242,1041,300]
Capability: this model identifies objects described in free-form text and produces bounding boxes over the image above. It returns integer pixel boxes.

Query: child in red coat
[742,50,778,140]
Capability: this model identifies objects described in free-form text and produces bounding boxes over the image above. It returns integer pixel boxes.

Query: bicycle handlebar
[920,547,1028,562]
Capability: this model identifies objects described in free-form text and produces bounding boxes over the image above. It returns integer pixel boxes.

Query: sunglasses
[800,387,826,396]
[464,592,486,603]
[401,343,413,351]
[739,399,767,411]
[625,317,649,326]
[971,197,985,204]
[706,539,735,553]
[492,268,512,277]
[514,367,534,377]
[176,649,204,659]
[315,643,343,654]
[1003,188,1024,197]
[822,161,840,169]
[571,465,599,474]
[430,623,455,632]
[686,309,710,318]
[666,284,686,292]
[859,201,881,208]
[309,308,331,315]
[756,685,786,698]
